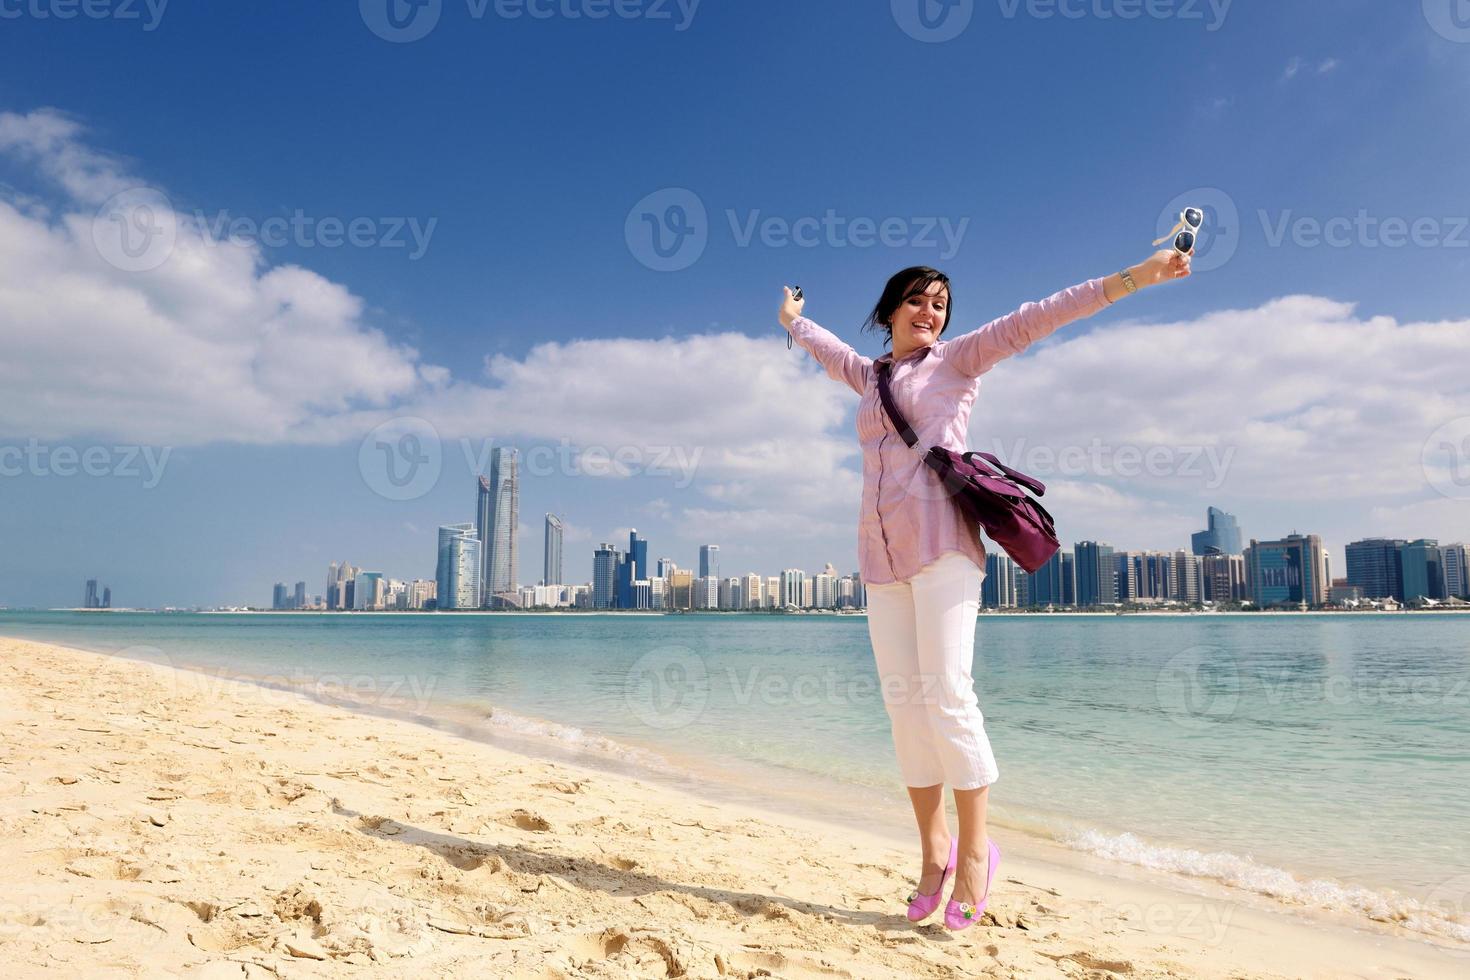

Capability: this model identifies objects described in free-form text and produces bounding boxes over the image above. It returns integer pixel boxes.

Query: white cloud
[3,107,1467,560]
[971,296,1470,549]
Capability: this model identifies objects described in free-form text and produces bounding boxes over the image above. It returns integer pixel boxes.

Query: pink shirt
[786,277,1114,586]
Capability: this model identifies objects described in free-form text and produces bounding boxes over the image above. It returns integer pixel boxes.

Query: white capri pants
[865,550,999,791]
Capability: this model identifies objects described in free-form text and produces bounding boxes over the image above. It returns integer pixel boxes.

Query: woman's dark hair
[860,266,953,348]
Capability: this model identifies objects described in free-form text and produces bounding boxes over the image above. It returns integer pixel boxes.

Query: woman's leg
[910,552,998,907]
[866,580,951,892]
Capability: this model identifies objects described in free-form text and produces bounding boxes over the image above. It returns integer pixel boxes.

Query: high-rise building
[272,583,289,610]
[436,524,482,610]
[1245,532,1329,608]
[779,569,805,608]
[293,581,306,610]
[84,579,99,609]
[353,572,385,610]
[593,543,621,610]
[1345,538,1407,600]
[1201,553,1246,603]
[669,568,694,610]
[483,449,520,602]
[814,564,839,609]
[1401,539,1444,602]
[742,572,764,609]
[1191,506,1243,555]
[618,529,648,609]
[699,545,720,580]
[1442,544,1469,599]
[1074,542,1117,606]
[544,514,564,586]
[982,553,1017,608]
[1028,550,1066,607]
[476,475,494,603]
[101,586,112,609]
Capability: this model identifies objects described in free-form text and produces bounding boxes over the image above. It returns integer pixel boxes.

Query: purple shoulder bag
[874,359,1061,574]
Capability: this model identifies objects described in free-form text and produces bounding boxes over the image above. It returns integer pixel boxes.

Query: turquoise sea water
[3,610,1468,945]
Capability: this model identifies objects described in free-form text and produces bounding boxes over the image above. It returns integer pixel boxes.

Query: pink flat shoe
[906,837,958,922]
[944,837,1000,931]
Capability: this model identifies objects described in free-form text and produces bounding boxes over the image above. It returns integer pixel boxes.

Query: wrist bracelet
[1119,268,1138,294]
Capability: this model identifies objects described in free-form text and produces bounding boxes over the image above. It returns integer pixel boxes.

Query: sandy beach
[2,635,1464,979]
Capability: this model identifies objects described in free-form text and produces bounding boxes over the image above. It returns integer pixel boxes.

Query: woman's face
[890,280,950,351]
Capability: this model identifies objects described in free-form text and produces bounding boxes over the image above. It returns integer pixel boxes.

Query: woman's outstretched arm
[945,249,1193,379]
[778,286,873,395]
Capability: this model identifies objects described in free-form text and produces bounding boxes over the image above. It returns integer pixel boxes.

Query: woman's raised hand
[1135,248,1193,287]
[779,285,805,328]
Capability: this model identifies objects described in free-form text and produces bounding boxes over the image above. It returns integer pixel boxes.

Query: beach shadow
[329,801,932,936]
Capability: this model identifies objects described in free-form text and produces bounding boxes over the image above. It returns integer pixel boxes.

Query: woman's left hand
[1135,248,1193,287]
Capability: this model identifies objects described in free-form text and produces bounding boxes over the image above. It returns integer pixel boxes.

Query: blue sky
[1,0,1468,606]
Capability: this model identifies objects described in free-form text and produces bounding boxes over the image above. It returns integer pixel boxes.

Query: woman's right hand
[778,285,805,328]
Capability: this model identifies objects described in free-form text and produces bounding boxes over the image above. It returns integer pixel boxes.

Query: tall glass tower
[483,448,519,603]
[436,523,482,610]
[544,513,564,586]
[1191,506,1243,556]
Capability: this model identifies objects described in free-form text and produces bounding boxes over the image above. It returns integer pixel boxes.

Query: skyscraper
[1401,539,1443,602]
[544,514,564,586]
[1245,533,1329,608]
[293,581,306,610]
[1191,506,1243,556]
[476,475,493,603]
[699,544,720,580]
[982,553,1017,608]
[1345,538,1406,600]
[1442,544,1468,599]
[84,579,99,609]
[482,449,520,603]
[272,583,289,610]
[1028,550,1065,607]
[101,586,111,609]
[618,529,648,608]
[436,524,482,610]
[1074,541,1117,606]
[593,543,621,609]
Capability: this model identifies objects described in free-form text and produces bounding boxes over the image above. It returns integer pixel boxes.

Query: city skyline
[2,7,1469,609]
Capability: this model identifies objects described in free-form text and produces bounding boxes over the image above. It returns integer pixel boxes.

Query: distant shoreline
[20,606,1466,617]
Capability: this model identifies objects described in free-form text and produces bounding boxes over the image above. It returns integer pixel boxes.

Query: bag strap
[874,359,922,449]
